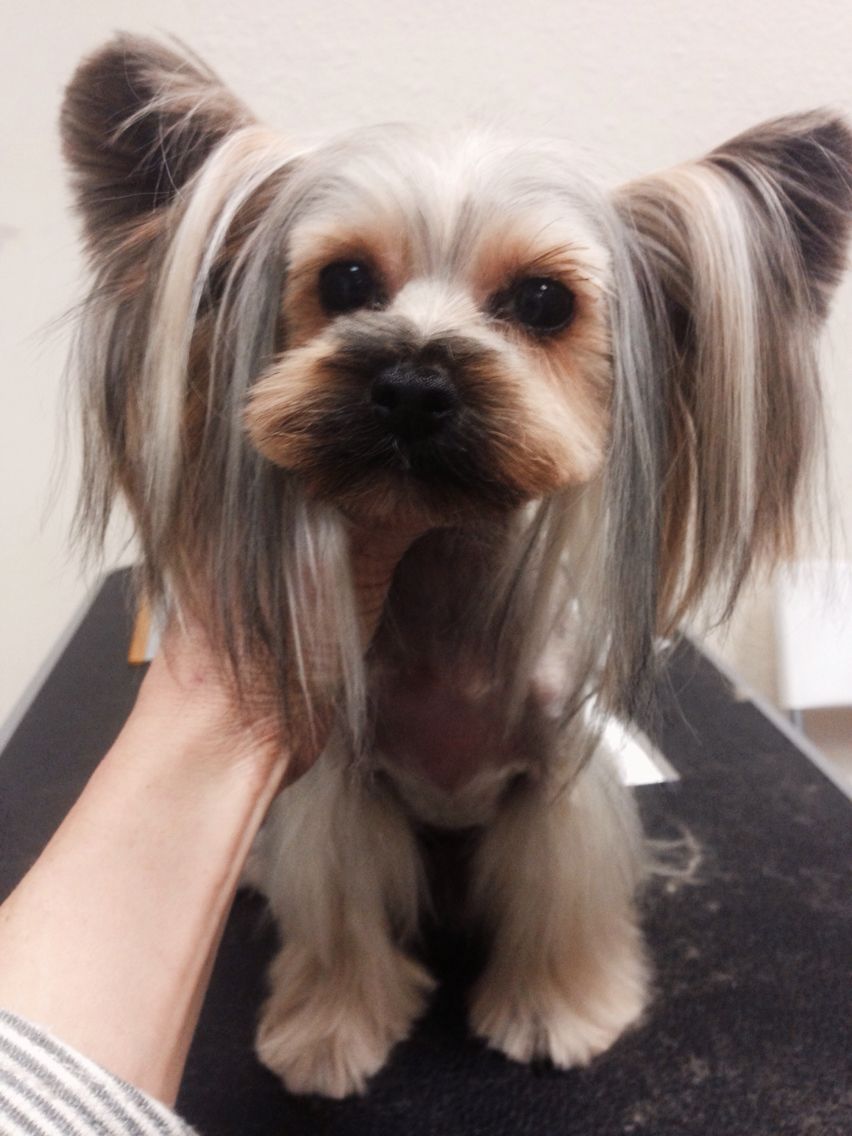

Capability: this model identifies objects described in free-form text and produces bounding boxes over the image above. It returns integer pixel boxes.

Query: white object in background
[603,718,679,786]
[774,560,852,712]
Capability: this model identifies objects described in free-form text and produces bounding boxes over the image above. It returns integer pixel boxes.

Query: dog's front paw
[469,947,650,1068]
[256,944,434,1098]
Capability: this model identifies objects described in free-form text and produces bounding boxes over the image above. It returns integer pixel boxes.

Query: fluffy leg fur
[252,744,434,1097]
[468,744,650,1066]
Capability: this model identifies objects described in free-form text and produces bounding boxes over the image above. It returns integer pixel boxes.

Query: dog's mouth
[374,427,480,487]
[302,408,527,523]
[246,389,527,525]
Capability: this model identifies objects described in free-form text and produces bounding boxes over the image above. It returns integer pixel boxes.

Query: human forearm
[0,707,285,1105]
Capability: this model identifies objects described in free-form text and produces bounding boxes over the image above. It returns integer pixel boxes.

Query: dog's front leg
[468,752,650,1068]
[252,746,433,1097]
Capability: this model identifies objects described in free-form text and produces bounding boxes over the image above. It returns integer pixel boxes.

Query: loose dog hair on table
[61,35,852,1098]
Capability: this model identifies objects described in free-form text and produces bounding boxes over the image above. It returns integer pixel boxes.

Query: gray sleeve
[0,1010,199,1136]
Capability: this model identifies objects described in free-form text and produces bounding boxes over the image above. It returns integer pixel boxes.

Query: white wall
[2,0,851,730]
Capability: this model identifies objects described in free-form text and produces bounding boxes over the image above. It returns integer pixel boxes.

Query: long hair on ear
[62,36,366,754]
[603,112,852,699]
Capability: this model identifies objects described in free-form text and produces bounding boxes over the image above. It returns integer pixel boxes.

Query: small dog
[61,36,851,1097]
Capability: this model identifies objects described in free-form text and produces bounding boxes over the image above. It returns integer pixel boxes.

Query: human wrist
[105,701,288,822]
[120,640,289,791]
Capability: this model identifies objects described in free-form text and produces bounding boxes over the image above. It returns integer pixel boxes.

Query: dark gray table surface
[1,571,850,1135]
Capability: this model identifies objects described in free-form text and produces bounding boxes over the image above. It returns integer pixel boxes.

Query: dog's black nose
[370,362,458,441]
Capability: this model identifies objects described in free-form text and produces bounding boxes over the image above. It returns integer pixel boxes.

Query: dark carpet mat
[1,571,850,1135]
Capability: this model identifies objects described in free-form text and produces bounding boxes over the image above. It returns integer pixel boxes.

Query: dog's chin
[257,437,529,529]
[305,464,526,529]
[329,484,463,530]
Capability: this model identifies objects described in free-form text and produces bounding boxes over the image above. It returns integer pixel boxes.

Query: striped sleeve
[0,1011,199,1135]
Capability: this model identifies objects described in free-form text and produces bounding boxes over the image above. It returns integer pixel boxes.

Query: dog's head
[61,35,852,725]
[64,38,617,534]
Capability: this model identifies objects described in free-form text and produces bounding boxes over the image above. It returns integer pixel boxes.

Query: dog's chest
[369,662,540,827]
[365,530,551,825]
[374,666,524,790]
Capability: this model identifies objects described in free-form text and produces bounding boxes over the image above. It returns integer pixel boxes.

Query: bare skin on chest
[373,663,532,794]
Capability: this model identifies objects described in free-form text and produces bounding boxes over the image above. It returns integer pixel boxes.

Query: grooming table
[1,571,850,1136]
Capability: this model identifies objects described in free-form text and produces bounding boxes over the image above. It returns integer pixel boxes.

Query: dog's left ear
[614,111,852,630]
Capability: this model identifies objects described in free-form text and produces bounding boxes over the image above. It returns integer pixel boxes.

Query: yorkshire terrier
[61,35,852,1098]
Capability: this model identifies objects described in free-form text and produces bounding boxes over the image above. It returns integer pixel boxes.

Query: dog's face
[243,131,612,527]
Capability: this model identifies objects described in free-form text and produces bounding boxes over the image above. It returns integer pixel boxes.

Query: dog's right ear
[61,34,254,256]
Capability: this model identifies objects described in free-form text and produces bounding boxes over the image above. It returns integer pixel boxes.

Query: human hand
[128,521,424,792]
[129,617,291,789]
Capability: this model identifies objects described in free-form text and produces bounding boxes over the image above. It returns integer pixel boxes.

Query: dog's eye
[507,277,575,334]
[318,261,379,314]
